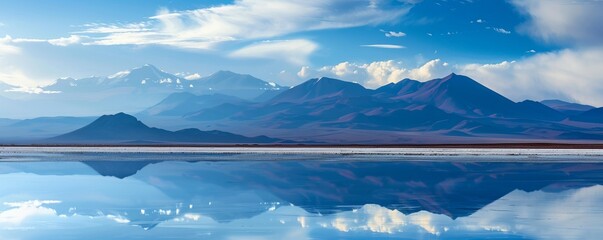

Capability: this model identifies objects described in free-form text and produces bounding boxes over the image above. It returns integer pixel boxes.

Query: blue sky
[0,0,602,105]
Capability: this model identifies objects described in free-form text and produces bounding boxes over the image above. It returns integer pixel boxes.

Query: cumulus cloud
[511,0,603,45]
[459,48,603,106]
[230,39,318,65]
[298,59,451,88]
[383,31,406,37]
[409,59,451,80]
[361,44,405,49]
[85,0,412,50]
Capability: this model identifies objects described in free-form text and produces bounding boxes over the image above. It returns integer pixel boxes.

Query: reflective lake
[1,149,603,239]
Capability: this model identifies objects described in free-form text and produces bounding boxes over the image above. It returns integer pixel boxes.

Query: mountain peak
[199,70,281,91]
[270,77,370,103]
[209,70,251,79]
[50,112,154,142]
[129,64,164,75]
[440,73,470,83]
[374,78,422,97]
[395,74,516,116]
[94,112,146,127]
[214,70,238,75]
[50,112,282,143]
[310,77,366,86]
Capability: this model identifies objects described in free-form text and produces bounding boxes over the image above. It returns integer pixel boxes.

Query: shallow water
[1,151,603,239]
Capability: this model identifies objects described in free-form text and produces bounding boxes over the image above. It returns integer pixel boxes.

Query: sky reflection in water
[0,155,602,240]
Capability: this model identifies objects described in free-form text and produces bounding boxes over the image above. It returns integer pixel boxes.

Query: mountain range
[0,65,284,118]
[1,65,602,144]
[137,73,603,143]
[43,65,284,98]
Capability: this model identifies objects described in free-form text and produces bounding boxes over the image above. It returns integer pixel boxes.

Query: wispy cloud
[230,39,318,65]
[488,27,511,34]
[47,35,85,46]
[84,0,413,50]
[77,22,152,34]
[361,44,405,49]
[5,86,61,94]
[7,35,86,47]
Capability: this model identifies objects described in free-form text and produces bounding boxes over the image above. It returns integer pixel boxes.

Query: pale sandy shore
[1,146,603,156]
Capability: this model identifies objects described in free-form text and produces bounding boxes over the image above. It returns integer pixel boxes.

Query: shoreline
[2,143,603,149]
[2,145,603,156]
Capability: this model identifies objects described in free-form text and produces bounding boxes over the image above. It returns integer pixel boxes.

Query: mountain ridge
[3,69,603,143]
[49,112,284,144]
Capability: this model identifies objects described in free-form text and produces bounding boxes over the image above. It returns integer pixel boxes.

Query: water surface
[0,150,602,239]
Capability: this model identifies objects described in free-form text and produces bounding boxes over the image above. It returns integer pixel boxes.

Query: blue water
[1,152,602,239]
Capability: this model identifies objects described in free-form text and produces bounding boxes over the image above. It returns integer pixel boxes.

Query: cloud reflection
[1,184,601,239]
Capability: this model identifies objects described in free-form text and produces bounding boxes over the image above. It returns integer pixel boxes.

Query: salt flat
[0,146,602,156]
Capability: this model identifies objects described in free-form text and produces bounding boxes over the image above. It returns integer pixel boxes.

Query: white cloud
[383,31,406,37]
[86,0,412,50]
[407,59,450,81]
[297,66,312,78]
[4,35,85,47]
[77,22,152,34]
[486,27,511,34]
[47,35,84,46]
[361,44,405,49]
[511,0,603,45]
[230,39,318,65]
[0,35,20,55]
[4,86,61,94]
[459,48,603,106]
[184,73,202,80]
[0,67,50,88]
[298,59,451,88]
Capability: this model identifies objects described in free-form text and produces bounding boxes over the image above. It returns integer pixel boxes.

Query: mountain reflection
[1,158,603,239]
